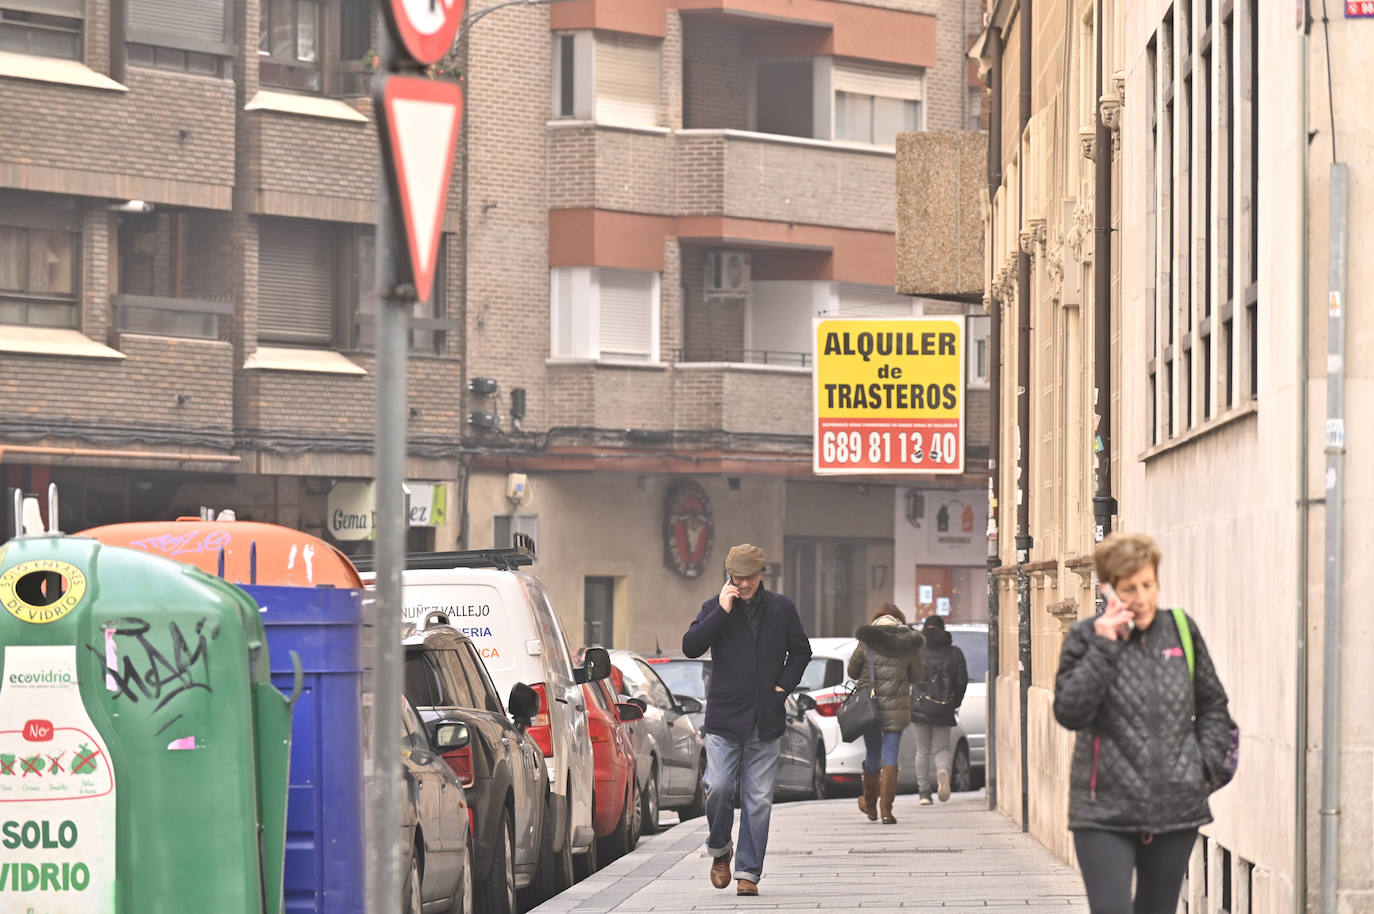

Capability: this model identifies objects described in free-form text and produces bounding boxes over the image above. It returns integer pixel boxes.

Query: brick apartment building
[1,0,987,651]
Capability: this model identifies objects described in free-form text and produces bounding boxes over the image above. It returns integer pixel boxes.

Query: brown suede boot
[857,768,879,821]
[879,765,899,824]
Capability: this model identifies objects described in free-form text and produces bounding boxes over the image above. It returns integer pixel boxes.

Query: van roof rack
[354,533,536,573]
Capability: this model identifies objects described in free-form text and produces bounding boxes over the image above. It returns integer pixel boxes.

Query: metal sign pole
[367,15,407,914]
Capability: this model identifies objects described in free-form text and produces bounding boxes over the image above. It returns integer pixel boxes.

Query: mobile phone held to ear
[1100,583,1134,633]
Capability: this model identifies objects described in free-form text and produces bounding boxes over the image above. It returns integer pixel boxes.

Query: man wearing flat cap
[683,543,812,897]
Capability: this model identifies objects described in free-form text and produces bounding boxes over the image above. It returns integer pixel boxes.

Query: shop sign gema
[327,481,449,541]
[0,645,116,913]
[813,317,965,475]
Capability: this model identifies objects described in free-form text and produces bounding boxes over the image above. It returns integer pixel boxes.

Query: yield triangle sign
[377,76,463,303]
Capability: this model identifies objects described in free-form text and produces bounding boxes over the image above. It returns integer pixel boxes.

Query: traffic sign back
[376,76,463,304]
[385,0,467,66]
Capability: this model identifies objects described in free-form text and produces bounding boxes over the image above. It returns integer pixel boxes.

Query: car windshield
[950,629,988,682]
[653,660,710,700]
[795,657,835,692]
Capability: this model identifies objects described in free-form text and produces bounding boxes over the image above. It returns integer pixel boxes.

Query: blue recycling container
[247,584,365,914]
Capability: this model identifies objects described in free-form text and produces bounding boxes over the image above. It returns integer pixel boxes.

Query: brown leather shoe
[858,768,879,821]
[737,879,759,896]
[709,851,732,890]
[879,764,899,824]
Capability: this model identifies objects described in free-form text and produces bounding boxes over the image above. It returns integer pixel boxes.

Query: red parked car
[582,678,643,866]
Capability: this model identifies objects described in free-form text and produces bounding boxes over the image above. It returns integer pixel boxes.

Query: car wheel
[456,834,474,914]
[627,776,642,850]
[679,755,707,820]
[952,741,973,793]
[402,844,422,914]
[574,816,599,882]
[809,748,826,800]
[477,807,516,914]
[639,765,661,835]
[530,793,571,905]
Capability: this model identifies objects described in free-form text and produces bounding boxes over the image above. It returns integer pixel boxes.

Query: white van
[394,539,607,891]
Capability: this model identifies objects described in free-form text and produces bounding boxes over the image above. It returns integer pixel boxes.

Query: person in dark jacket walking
[1053,533,1235,914]
[683,543,811,898]
[910,615,968,805]
[847,604,924,824]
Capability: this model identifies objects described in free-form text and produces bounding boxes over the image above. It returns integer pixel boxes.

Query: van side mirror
[508,682,540,723]
[431,721,470,752]
[615,702,644,722]
[673,695,703,715]
[795,693,818,714]
[575,646,611,684]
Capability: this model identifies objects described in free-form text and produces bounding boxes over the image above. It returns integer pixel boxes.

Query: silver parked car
[646,652,826,800]
[607,650,707,831]
[944,623,988,787]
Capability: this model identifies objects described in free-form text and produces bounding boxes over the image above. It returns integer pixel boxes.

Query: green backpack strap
[1172,607,1195,680]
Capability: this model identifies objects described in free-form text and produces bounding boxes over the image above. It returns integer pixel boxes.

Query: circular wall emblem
[663,482,714,579]
[0,560,88,624]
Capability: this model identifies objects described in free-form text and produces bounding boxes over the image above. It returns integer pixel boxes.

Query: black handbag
[837,649,881,742]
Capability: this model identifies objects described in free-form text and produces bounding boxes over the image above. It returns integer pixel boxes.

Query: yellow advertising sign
[813,317,965,474]
[0,559,89,624]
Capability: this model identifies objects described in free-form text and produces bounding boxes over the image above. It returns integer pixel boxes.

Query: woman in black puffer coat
[847,604,923,824]
[1054,533,1236,914]
[910,616,968,805]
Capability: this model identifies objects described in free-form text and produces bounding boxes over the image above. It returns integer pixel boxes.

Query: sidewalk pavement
[531,791,1089,913]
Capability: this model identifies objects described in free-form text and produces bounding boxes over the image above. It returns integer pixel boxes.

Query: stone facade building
[901,0,1374,909]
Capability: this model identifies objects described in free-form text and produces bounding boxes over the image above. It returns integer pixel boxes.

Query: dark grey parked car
[647,652,825,800]
[399,695,475,914]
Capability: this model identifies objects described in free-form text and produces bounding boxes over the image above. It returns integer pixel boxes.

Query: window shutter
[7,0,81,15]
[836,283,915,318]
[832,60,923,100]
[594,34,659,127]
[127,0,225,43]
[258,220,335,345]
[597,268,653,360]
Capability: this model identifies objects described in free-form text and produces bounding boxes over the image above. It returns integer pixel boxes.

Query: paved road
[532,791,1088,912]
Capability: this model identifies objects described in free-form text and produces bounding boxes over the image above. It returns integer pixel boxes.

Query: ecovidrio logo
[0,560,88,625]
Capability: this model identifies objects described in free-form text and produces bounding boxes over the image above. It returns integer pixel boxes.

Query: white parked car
[944,623,987,786]
[370,538,610,897]
[802,637,976,795]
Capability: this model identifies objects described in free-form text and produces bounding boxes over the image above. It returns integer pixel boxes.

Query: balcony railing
[675,348,810,367]
[113,293,234,341]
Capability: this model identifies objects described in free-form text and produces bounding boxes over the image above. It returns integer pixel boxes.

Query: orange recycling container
[79,518,364,589]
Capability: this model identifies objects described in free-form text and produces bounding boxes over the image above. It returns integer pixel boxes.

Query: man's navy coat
[682,589,812,742]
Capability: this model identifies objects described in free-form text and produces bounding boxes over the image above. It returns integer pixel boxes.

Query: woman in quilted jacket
[1053,533,1236,914]
[847,604,924,824]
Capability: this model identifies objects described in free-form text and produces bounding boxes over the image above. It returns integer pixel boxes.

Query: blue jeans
[862,729,903,772]
[703,728,782,883]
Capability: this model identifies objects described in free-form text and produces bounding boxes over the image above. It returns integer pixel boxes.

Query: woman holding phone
[1052,533,1235,914]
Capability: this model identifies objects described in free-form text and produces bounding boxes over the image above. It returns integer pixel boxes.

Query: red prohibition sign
[385,0,468,66]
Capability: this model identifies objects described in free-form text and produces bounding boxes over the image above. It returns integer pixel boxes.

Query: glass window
[0,10,82,60]
[949,629,988,683]
[427,649,478,708]
[795,657,839,692]
[832,61,922,147]
[635,660,675,708]
[259,0,323,92]
[653,660,710,701]
[352,227,445,355]
[404,651,451,708]
[457,642,504,714]
[0,225,79,328]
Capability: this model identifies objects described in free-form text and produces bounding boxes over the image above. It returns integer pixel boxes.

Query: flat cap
[724,543,766,577]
